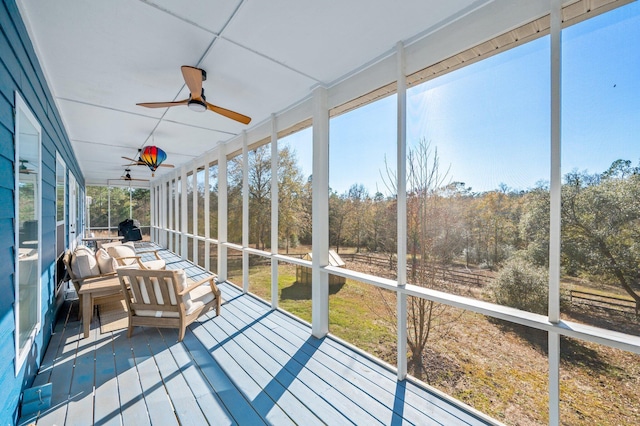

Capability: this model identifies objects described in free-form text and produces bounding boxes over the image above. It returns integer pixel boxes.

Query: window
[56,153,65,225]
[14,92,42,374]
[55,153,66,256]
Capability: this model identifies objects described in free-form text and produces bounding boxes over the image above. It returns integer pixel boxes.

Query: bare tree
[377,138,461,381]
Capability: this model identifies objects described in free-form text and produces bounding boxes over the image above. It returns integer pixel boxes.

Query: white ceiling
[16,0,498,187]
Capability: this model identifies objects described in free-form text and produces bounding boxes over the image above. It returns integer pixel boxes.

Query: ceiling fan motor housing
[188,97,207,112]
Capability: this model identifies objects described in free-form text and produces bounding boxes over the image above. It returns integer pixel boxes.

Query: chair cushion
[131,270,213,318]
[184,284,215,316]
[107,243,136,266]
[142,259,166,270]
[70,246,100,278]
[95,248,117,274]
[100,241,124,251]
[76,244,95,257]
[133,272,181,318]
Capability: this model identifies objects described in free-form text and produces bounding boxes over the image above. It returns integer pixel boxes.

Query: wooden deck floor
[19,246,497,425]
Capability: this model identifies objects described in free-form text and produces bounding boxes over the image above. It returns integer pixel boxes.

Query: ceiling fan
[136,65,252,125]
[19,159,36,174]
[108,168,149,184]
[122,149,174,169]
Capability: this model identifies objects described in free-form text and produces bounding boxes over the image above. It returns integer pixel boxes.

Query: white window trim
[14,91,42,376]
[55,152,66,227]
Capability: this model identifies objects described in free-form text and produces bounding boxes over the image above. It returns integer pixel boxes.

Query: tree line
[220,141,640,309]
[90,143,640,310]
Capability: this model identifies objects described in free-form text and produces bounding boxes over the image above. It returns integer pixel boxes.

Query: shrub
[492,258,549,315]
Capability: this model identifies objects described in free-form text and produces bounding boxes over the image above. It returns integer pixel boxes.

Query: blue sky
[283,2,640,195]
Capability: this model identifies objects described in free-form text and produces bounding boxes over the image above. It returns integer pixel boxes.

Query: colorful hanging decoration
[140,146,167,176]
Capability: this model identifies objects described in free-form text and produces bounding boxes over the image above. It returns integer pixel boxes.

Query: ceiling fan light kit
[188,97,207,112]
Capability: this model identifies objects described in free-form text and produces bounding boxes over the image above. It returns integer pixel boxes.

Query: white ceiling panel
[15,0,509,186]
[199,38,317,118]
[141,0,243,35]
[58,100,158,146]
[224,0,484,84]
[152,119,233,160]
[20,0,214,114]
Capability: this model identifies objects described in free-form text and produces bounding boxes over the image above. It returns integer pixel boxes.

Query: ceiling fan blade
[122,161,173,168]
[128,178,150,182]
[206,102,251,125]
[121,156,139,162]
[136,99,189,108]
[181,66,204,99]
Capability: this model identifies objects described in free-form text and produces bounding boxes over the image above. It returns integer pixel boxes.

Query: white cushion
[142,259,166,270]
[95,248,117,274]
[133,271,183,318]
[184,284,215,316]
[107,244,136,266]
[70,247,100,278]
[132,270,212,318]
[75,244,95,257]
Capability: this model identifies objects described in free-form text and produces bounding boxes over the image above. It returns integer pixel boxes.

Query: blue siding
[0,0,84,423]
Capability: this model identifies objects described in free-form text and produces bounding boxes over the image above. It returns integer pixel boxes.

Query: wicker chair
[116,268,221,341]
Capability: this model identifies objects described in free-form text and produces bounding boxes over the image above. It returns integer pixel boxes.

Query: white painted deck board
[20,244,497,426]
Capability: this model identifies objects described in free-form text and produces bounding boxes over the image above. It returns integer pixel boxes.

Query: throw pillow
[95,248,117,274]
[70,247,101,278]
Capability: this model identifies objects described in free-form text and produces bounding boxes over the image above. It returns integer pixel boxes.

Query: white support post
[549,0,562,424]
[168,180,173,252]
[162,183,165,245]
[242,131,250,293]
[193,164,198,264]
[271,114,279,309]
[148,185,153,242]
[158,182,171,247]
[107,186,111,236]
[174,176,180,256]
[155,185,159,243]
[218,144,228,282]
[181,166,188,260]
[156,183,161,245]
[396,41,408,381]
[549,0,562,326]
[204,154,211,272]
[312,85,330,338]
